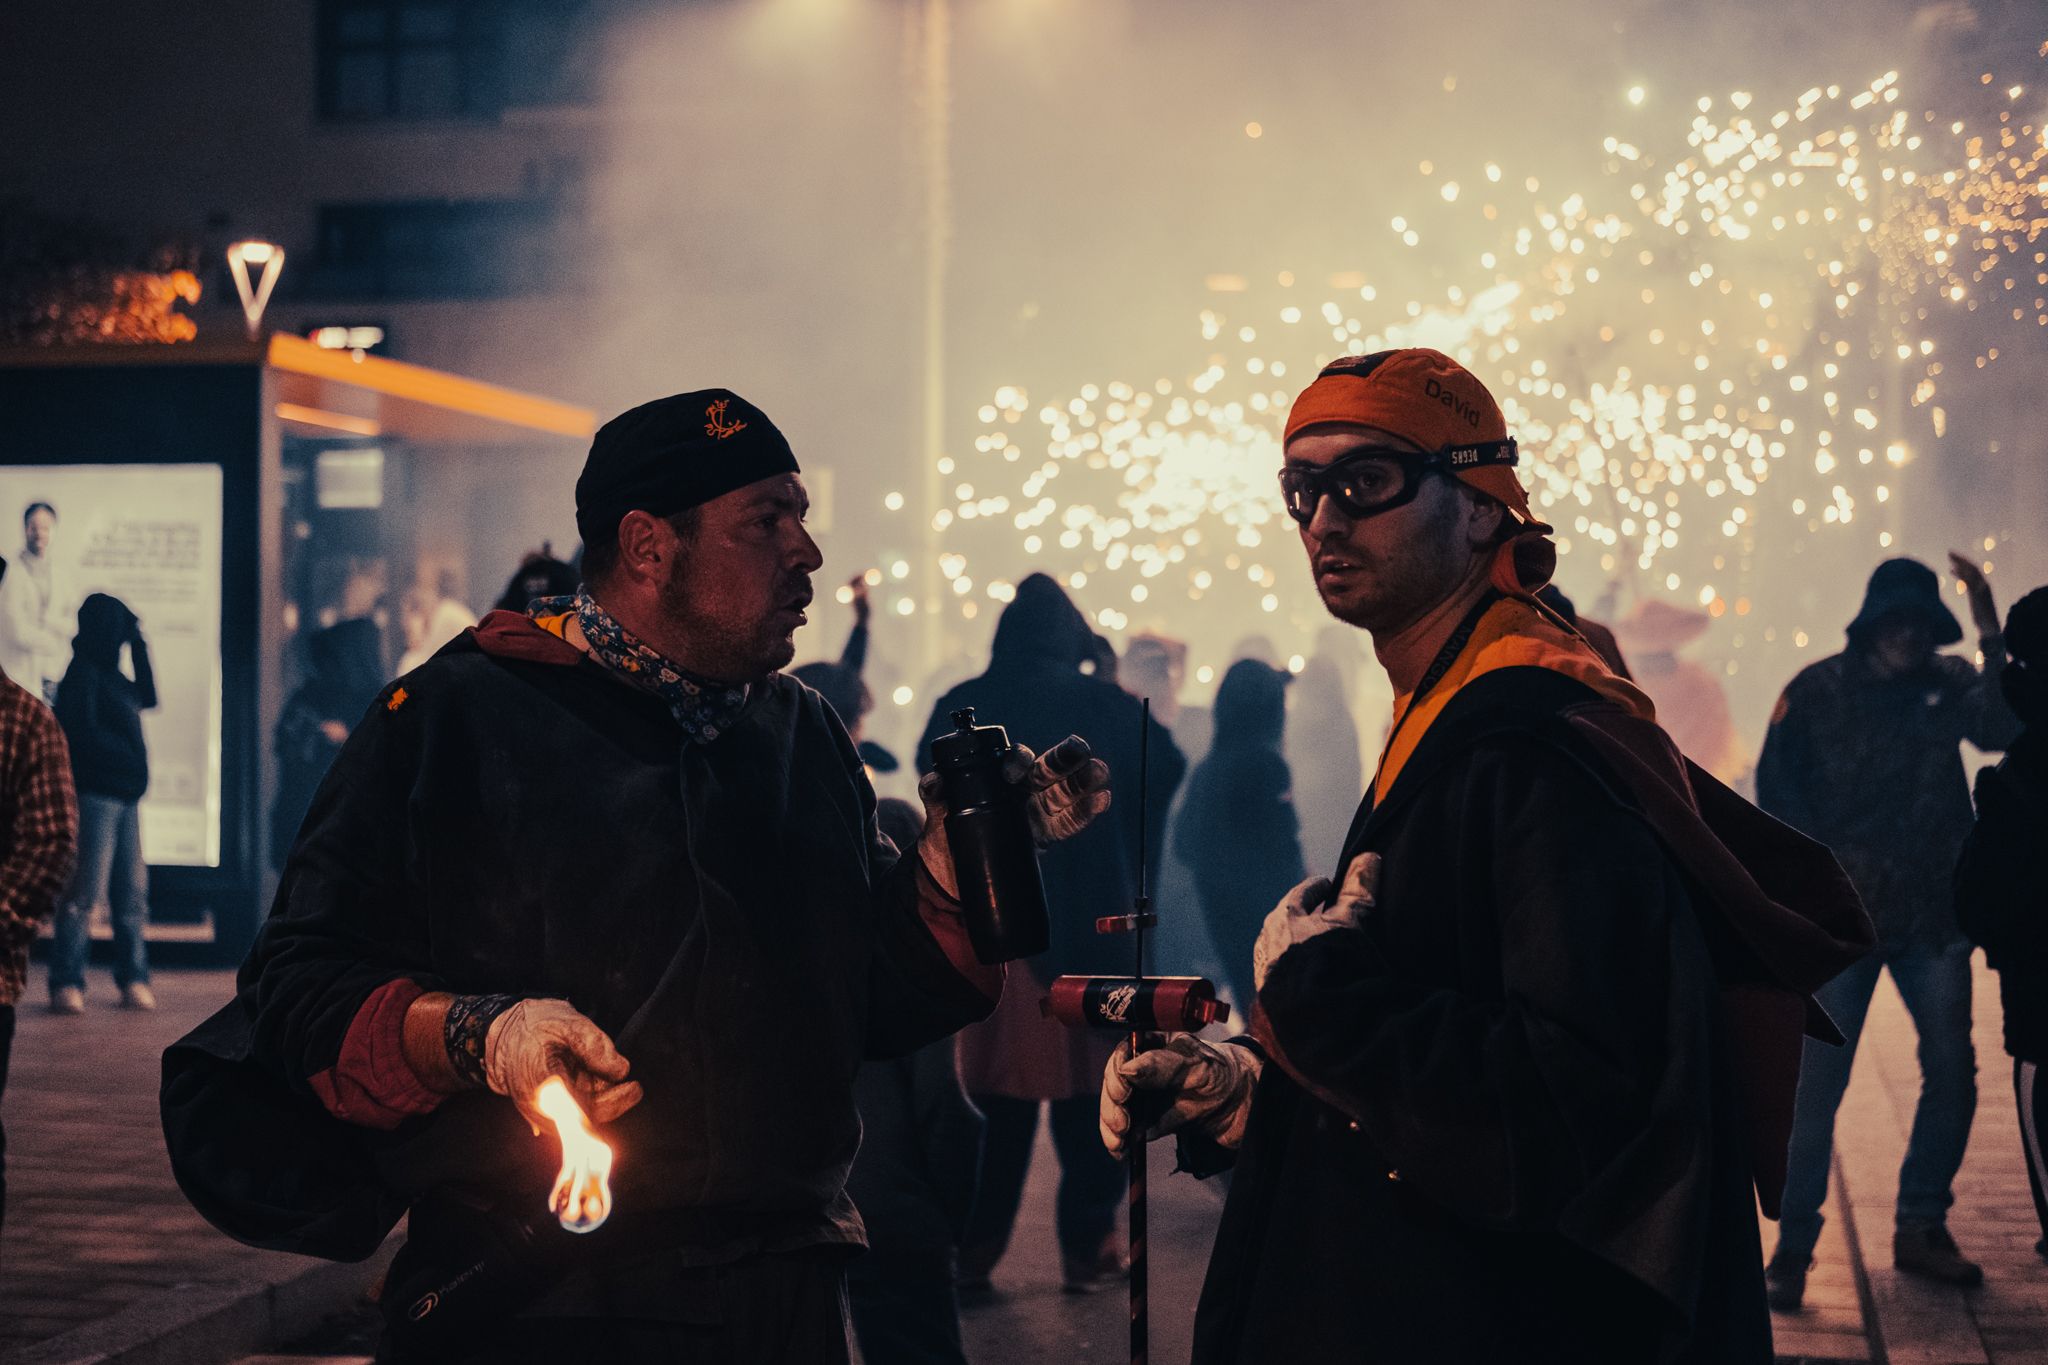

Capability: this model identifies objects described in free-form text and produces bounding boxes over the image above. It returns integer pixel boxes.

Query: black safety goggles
[1278,439,1519,527]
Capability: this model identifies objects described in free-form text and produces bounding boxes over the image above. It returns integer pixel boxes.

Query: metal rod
[1130,1059,1148,1365]
[1135,698,1149,980]
[1130,699,1150,1365]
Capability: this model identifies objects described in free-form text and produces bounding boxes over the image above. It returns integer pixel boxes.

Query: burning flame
[534,1077,614,1234]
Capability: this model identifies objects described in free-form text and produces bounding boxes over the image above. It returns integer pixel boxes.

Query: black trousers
[963,1093,1123,1270]
[388,1253,851,1365]
[2019,1058,2048,1253]
[847,1247,968,1365]
[0,1004,13,1241]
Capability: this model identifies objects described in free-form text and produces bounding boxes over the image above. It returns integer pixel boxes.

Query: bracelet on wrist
[443,993,520,1088]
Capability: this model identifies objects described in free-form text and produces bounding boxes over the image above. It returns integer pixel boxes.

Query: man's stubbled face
[1288,427,1478,636]
[656,475,823,681]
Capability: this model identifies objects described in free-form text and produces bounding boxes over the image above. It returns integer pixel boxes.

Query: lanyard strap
[1373,590,1503,791]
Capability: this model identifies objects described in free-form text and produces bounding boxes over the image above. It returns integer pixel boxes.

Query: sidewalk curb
[0,1238,397,1365]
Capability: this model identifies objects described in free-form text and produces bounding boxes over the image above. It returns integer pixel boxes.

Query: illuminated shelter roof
[0,334,596,446]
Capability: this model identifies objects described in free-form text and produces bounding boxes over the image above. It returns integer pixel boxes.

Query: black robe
[163,614,995,1307]
[1185,667,1871,1364]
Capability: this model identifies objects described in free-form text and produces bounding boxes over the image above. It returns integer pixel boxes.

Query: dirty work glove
[1099,1033,1261,1160]
[1251,854,1382,996]
[916,736,1113,897]
[479,998,644,1134]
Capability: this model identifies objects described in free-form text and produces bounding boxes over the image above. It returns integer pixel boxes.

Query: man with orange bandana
[1099,349,1874,1362]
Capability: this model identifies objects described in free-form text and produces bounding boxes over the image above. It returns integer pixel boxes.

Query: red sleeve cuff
[914,859,1005,1002]
[308,978,447,1130]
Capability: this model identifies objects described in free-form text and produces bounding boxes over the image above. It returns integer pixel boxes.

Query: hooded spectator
[1759,553,2018,1305]
[48,593,157,1012]
[920,572,1184,1293]
[1175,659,1307,1015]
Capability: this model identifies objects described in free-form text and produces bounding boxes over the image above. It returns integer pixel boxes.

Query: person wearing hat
[1098,348,1872,1361]
[199,390,1111,1362]
[918,574,1184,1295]
[1758,553,2018,1306]
[1614,598,1744,784]
[1955,584,2048,1268]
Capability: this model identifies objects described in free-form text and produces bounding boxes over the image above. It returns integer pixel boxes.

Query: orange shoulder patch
[386,687,409,712]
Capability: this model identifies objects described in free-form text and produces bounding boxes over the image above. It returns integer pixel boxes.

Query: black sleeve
[909,1042,985,1244]
[237,691,439,1099]
[1258,743,1695,1232]
[1755,676,1820,838]
[1943,646,2021,753]
[128,636,158,712]
[1955,762,2047,967]
[839,617,870,678]
[828,701,997,1059]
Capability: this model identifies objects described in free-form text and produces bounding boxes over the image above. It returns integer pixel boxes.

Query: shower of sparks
[901,65,2047,676]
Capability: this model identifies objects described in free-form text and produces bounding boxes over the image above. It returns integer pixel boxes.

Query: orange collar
[1372,596,1657,804]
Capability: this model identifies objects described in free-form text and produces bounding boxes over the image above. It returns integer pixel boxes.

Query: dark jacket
[270,618,386,870]
[1176,660,1306,1012]
[53,593,155,802]
[1186,668,1871,1364]
[918,575,1185,984]
[1956,728,2048,1063]
[1757,640,2017,948]
[844,795,985,1254]
[172,612,995,1291]
[846,1045,984,1255]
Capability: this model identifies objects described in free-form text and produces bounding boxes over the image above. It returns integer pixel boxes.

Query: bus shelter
[0,336,593,962]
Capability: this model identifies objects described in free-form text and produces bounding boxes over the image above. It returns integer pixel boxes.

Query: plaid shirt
[0,668,77,1005]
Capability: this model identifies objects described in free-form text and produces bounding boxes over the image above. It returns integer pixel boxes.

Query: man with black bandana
[173,390,1110,1363]
[1098,350,1873,1362]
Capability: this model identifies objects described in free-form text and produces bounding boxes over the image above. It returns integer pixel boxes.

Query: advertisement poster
[0,466,224,867]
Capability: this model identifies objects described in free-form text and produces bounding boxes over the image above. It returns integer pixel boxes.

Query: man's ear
[614,510,667,583]
[1461,487,1505,547]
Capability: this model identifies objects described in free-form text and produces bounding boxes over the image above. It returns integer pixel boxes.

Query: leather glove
[483,998,645,1133]
[916,736,1113,897]
[1099,1033,1261,1159]
[1251,854,1382,996]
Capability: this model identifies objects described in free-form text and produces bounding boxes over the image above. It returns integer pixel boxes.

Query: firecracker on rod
[1044,698,1230,1365]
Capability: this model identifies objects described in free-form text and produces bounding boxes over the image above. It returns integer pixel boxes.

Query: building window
[317,1,497,121]
[307,201,559,300]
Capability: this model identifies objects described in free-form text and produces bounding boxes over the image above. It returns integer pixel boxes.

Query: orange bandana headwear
[1285,348,1555,597]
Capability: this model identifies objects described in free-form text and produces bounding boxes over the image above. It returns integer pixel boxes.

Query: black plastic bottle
[928,707,1051,963]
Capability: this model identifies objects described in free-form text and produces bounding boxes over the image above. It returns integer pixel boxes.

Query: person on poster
[0,502,72,702]
[1098,349,1872,1362]
[179,390,1110,1363]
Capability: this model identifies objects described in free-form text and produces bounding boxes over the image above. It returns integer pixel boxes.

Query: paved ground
[1814,961,2048,1365]
[4,963,2044,1363]
[0,971,297,1355]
